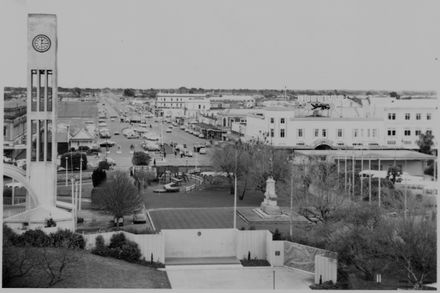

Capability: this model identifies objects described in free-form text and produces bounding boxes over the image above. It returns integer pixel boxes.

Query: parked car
[166,127,172,133]
[199,147,207,154]
[132,204,147,224]
[114,131,120,136]
[99,140,116,147]
[184,150,193,157]
[198,133,205,139]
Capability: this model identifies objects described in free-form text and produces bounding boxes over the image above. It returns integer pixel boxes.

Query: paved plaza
[166,266,314,290]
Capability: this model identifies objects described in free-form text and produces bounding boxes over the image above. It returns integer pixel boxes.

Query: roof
[294,149,435,160]
[58,101,98,118]
[71,128,94,140]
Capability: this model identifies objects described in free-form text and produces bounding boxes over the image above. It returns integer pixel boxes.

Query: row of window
[158,103,206,109]
[269,128,379,139]
[388,112,432,120]
[30,69,53,112]
[387,129,432,137]
[270,117,286,124]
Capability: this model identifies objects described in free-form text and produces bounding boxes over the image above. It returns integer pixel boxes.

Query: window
[298,129,303,137]
[388,113,396,120]
[416,113,421,120]
[322,129,327,137]
[427,113,432,120]
[280,129,285,137]
[337,129,343,137]
[314,129,319,137]
[405,113,410,120]
[415,130,421,136]
[270,129,274,137]
[387,129,396,136]
[404,130,411,136]
[198,105,201,109]
[367,129,371,137]
[373,129,377,137]
[353,129,359,137]
[280,118,285,124]
[270,117,274,123]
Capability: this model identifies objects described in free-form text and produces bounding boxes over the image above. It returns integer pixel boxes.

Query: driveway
[166,266,314,290]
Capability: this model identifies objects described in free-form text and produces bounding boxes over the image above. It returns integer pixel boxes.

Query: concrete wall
[236,230,268,260]
[163,229,237,258]
[284,241,337,273]
[315,255,338,284]
[267,240,285,267]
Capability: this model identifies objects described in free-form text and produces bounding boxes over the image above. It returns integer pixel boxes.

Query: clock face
[32,34,51,53]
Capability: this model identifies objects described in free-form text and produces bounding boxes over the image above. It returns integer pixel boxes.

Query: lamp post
[71,177,76,231]
[289,157,294,239]
[79,156,83,211]
[65,157,68,186]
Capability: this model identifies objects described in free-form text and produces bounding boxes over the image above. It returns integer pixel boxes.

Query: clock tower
[27,14,58,208]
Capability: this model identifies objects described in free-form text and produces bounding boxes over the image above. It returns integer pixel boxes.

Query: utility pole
[368,159,372,204]
[352,153,355,198]
[378,158,381,207]
[360,150,363,199]
[344,156,347,194]
[65,157,68,186]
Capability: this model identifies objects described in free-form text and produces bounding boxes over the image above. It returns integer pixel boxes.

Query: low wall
[284,241,337,273]
[236,230,268,260]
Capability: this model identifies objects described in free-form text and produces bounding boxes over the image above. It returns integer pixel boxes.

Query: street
[96,94,213,169]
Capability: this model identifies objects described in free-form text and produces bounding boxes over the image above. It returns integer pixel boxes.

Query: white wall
[236,230,268,260]
[163,229,237,258]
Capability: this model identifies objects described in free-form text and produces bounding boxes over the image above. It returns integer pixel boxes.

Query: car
[180,125,185,130]
[175,144,184,151]
[99,140,116,147]
[127,133,140,139]
[184,150,193,157]
[145,135,160,141]
[198,133,205,139]
[114,131,120,136]
[199,147,207,154]
[166,128,172,133]
[78,146,90,152]
[132,205,147,223]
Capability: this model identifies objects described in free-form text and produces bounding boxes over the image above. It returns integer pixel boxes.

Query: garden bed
[240,259,270,267]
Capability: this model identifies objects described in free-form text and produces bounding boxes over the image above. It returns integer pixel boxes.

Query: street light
[65,157,68,186]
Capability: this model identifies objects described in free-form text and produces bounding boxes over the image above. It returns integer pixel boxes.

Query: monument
[260,176,282,215]
[4,14,74,231]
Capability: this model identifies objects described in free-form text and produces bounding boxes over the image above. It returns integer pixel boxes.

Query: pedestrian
[153,159,156,166]
[174,151,177,157]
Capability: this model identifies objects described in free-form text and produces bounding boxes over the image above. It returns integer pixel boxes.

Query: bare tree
[298,162,347,223]
[94,171,144,226]
[36,247,83,287]
[386,217,436,289]
[2,245,37,287]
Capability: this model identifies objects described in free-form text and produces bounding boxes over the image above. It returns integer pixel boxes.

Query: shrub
[92,167,107,187]
[118,241,141,262]
[272,229,283,240]
[2,225,18,245]
[92,235,108,256]
[17,230,51,247]
[109,233,126,249]
[98,160,110,170]
[132,151,151,166]
[49,229,85,249]
[60,152,88,170]
[310,280,340,289]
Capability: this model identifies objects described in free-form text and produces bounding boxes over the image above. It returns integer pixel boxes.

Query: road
[95,93,213,169]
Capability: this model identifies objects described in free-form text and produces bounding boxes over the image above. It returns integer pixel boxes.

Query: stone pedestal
[260,176,282,215]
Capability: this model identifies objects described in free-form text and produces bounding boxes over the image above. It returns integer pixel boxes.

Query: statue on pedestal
[260,176,282,215]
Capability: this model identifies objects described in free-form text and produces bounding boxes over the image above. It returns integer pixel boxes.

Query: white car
[180,125,185,130]
[184,150,193,157]
[145,134,160,141]
[199,147,207,154]
[198,133,205,139]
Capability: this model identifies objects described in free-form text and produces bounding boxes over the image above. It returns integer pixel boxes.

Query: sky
[1,0,439,90]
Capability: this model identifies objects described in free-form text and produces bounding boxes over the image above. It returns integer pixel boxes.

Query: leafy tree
[390,91,400,99]
[132,169,155,192]
[98,160,110,170]
[72,87,81,97]
[91,167,107,187]
[417,131,434,155]
[132,151,151,166]
[93,171,143,226]
[123,88,135,97]
[60,152,87,170]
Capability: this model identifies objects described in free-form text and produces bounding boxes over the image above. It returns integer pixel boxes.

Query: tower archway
[3,164,39,207]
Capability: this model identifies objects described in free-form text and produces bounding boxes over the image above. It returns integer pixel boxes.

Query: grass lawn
[6,248,170,288]
[149,207,249,231]
[143,185,264,209]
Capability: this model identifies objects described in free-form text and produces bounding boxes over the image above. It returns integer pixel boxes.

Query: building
[380,99,438,150]
[208,95,256,109]
[155,93,210,119]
